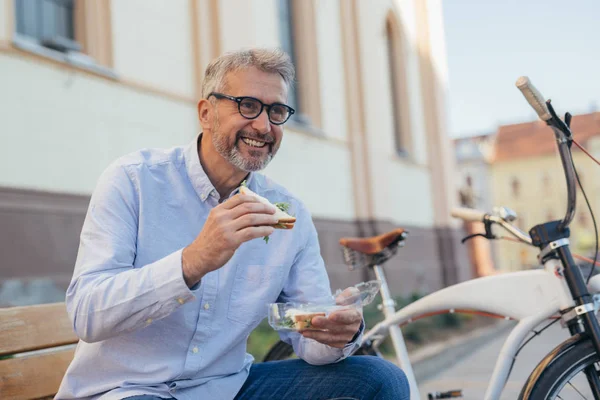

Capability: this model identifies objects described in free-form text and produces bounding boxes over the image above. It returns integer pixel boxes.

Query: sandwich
[291,312,326,330]
[238,182,296,242]
[276,306,326,330]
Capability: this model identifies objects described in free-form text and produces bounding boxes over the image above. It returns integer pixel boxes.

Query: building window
[459,175,477,209]
[15,0,79,52]
[385,14,411,157]
[276,0,321,128]
[511,177,520,199]
[579,212,588,228]
[516,211,527,231]
[13,0,113,68]
[277,0,299,113]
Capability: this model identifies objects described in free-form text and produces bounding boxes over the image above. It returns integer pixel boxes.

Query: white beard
[211,117,273,172]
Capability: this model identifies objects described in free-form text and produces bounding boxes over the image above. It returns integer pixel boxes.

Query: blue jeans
[235,356,410,400]
[123,356,410,400]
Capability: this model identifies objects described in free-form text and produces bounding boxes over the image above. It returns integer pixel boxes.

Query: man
[57,48,409,400]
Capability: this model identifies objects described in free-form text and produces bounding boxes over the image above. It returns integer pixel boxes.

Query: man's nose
[251,108,271,132]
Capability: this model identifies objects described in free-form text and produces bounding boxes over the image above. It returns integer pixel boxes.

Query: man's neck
[198,135,248,199]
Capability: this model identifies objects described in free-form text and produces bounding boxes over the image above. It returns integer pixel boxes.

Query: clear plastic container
[267,280,381,331]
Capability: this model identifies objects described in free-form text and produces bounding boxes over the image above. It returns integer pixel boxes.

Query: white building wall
[0,52,197,194]
[111,0,196,99]
[314,0,349,143]
[355,0,435,227]
[0,0,460,302]
[0,0,449,225]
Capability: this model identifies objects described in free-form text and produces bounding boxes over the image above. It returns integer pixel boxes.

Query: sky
[442,0,600,138]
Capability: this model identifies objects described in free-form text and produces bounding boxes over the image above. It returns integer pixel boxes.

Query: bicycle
[262,77,600,400]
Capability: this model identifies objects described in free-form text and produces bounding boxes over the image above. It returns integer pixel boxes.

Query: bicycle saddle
[339,229,407,255]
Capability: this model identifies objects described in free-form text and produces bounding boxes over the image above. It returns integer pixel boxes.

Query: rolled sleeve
[280,320,364,365]
[66,164,198,343]
[149,249,197,307]
[342,319,365,358]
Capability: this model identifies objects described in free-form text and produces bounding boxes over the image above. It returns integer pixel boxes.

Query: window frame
[276,0,322,130]
[385,12,413,158]
[10,0,115,78]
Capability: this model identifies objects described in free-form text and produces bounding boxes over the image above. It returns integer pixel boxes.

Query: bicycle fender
[519,333,585,399]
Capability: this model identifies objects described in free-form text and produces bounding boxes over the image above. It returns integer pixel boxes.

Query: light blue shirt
[56,134,363,400]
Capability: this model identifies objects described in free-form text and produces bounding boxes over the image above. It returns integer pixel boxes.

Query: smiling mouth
[240,137,268,149]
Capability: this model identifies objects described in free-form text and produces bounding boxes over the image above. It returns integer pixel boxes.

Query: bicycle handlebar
[515,76,577,232]
[452,207,533,245]
[516,76,552,121]
[453,78,576,245]
[451,207,486,222]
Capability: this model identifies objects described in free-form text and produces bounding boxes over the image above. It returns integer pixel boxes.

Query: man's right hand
[181,194,278,287]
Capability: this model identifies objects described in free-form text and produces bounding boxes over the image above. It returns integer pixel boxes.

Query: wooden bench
[0,303,78,400]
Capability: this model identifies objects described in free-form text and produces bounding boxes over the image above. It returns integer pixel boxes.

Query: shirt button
[204,303,210,310]
[177,298,185,305]
[192,347,199,353]
[146,318,152,324]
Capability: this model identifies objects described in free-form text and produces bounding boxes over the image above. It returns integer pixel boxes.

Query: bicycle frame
[363,258,600,400]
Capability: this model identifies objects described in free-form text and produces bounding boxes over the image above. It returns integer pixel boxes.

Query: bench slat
[0,347,75,399]
[0,303,78,356]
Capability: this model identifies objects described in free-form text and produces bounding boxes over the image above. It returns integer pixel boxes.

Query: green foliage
[247,319,282,362]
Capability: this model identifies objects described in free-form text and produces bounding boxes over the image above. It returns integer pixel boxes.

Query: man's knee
[342,356,409,396]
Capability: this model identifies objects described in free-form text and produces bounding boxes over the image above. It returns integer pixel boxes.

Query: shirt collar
[184,133,256,202]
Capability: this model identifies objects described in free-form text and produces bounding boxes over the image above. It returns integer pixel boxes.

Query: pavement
[406,319,575,399]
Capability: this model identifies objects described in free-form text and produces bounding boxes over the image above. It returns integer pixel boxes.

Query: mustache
[236,131,275,144]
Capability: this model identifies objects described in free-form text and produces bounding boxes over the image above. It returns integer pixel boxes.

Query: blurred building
[453,133,497,275]
[0,0,466,305]
[454,133,496,211]
[455,113,600,272]
[491,112,600,271]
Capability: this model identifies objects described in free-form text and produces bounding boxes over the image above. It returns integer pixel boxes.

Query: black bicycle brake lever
[461,217,497,244]
[461,233,488,244]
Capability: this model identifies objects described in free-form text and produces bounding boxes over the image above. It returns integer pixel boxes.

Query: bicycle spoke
[567,380,588,399]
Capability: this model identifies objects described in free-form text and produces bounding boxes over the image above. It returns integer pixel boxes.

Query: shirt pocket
[227,263,285,325]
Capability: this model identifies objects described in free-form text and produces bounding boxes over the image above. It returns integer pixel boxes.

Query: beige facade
[455,114,600,272]
[0,0,466,305]
[492,148,600,272]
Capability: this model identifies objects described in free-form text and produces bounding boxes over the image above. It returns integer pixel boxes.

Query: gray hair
[201,48,295,99]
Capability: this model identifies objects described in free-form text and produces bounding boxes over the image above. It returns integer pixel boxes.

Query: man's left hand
[300,308,362,348]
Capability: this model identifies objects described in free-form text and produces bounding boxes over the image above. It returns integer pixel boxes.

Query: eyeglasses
[208,92,295,125]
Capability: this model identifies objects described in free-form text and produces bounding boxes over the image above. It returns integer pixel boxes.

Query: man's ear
[197,99,213,130]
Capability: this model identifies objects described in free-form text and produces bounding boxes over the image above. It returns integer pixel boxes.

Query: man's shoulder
[108,144,186,172]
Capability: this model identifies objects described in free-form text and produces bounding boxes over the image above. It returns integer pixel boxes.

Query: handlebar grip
[451,207,486,222]
[515,76,551,121]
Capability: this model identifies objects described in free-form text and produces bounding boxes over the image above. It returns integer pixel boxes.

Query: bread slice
[293,312,326,329]
[239,186,296,226]
[277,223,295,230]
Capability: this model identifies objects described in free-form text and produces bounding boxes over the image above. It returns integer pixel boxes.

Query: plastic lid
[333,280,381,307]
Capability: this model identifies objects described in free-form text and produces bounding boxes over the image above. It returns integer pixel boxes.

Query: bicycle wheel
[519,338,600,399]
[262,340,294,362]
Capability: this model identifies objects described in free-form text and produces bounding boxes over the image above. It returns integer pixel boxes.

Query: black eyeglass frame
[208,92,295,125]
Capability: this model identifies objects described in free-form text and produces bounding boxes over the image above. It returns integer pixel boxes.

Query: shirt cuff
[341,319,365,358]
[149,248,199,308]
